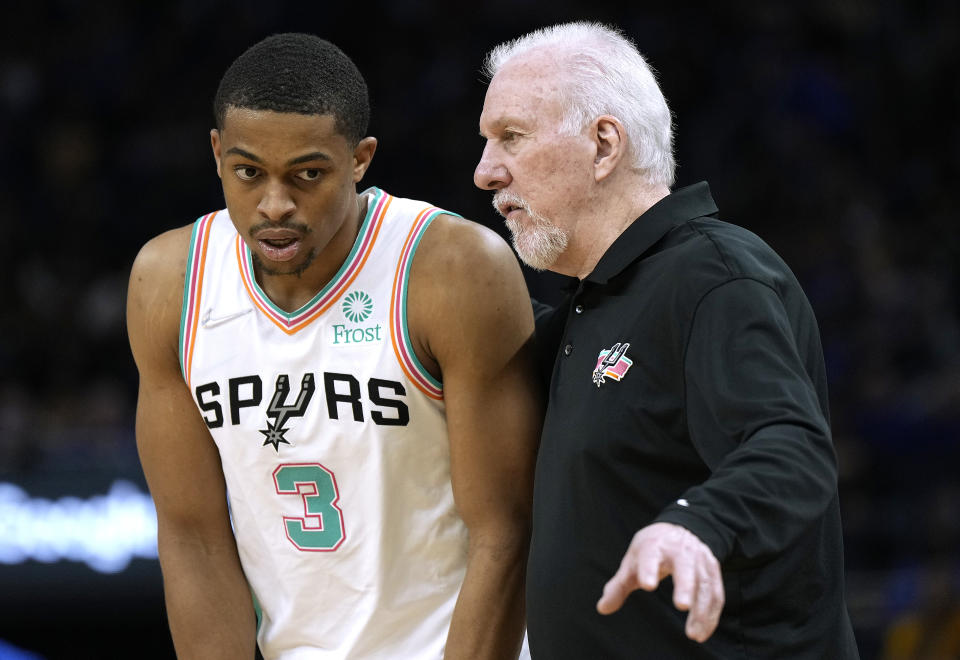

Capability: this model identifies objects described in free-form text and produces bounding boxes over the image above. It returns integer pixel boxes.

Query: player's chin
[253,248,317,277]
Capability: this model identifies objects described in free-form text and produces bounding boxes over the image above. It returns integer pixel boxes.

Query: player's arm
[127,227,257,659]
[409,216,542,660]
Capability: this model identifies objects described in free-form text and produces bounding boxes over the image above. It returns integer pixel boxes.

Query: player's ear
[352,136,377,182]
[211,129,223,178]
[592,116,626,182]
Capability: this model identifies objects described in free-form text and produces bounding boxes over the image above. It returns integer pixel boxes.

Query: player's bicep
[127,231,232,536]
[414,219,542,532]
[444,353,541,534]
[135,367,232,532]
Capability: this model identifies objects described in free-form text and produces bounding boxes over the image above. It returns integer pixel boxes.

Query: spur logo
[592,342,633,387]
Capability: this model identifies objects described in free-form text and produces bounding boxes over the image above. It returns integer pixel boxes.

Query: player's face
[211,108,376,280]
[474,50,596,274]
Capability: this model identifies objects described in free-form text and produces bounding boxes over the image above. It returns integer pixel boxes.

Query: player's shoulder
[127,223,197,334]
[406,211,534,367]
[417,213,518,275]
[127,223,198,363]
[411,213,530,332]
[129,223,195,291]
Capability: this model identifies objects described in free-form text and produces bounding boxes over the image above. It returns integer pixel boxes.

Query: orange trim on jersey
[237,237,288,331]
[184,212,215,388]
[390,208,444,400]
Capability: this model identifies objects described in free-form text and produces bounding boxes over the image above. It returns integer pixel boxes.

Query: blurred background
[1,0,957,658]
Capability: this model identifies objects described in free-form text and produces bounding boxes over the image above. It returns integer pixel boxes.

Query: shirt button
[574,304,584,314]
[563,344,573,356]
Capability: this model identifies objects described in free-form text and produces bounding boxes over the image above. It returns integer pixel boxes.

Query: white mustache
[492,191,530,218]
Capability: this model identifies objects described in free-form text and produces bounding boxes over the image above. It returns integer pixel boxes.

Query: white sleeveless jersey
[179,187,467,659]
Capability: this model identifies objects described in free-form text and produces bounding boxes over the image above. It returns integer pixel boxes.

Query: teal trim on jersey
[243,187,384,320]
[400,209,450,390]
[252,589,263,633]
[178,216,205,378]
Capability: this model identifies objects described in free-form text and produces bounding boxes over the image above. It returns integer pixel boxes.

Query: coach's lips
[497,202,523,221]
[254,229,303,263]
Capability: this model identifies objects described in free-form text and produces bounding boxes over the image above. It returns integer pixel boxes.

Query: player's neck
[253,197,366,313]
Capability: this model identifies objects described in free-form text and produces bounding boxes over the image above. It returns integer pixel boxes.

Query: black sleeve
[654,278,838,565]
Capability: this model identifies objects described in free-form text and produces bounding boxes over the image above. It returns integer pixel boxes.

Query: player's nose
[258,179,296,222]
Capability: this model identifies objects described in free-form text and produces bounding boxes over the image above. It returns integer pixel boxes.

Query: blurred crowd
[1,1,958,656]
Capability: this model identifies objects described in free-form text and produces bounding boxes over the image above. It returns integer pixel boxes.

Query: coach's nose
[474,142,510,190]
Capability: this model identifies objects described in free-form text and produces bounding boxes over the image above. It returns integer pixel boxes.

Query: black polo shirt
[526,183,859,658]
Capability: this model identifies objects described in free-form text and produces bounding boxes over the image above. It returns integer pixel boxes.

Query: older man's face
[474,50,596,275]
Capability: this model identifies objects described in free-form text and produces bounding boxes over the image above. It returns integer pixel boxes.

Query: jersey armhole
[179,212,217,387]
[389,208,460,400]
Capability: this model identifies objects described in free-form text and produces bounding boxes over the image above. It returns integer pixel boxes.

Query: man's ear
[352,136,378,182]
[592,116,627,182]
[210,129,223,178]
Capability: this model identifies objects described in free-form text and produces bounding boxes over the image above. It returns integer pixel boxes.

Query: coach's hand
[596,522,725,643]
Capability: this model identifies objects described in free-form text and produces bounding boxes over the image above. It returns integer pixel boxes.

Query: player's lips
[254,229,303,263]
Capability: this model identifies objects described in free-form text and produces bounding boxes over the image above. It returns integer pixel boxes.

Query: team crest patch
[592,342,632,387]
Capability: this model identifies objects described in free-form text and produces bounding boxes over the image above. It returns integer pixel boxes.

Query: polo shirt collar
[584,181,719,284]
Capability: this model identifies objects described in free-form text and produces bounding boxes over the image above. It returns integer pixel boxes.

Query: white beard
[493,192,568,271]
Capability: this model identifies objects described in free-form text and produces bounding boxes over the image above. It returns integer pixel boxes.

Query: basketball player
[127,33,540,659]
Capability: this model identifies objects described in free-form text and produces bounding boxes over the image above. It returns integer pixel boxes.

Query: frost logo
[332,290,383,345]
[342,291,373,323]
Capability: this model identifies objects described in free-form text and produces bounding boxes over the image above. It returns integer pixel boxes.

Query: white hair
[483,21,675,187]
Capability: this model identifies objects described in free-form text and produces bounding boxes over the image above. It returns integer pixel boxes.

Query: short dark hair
[213,33,370,145]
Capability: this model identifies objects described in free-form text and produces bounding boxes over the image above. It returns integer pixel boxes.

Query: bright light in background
[0,480,158,574]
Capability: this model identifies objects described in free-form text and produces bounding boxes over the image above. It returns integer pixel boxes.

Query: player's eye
[234,166,259,181]
[296,169,322,182]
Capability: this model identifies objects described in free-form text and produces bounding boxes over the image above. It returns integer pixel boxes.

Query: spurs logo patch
[592,342,632,387]
[259,374,316,451]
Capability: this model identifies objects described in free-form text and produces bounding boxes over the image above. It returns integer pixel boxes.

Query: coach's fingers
[596,559,638,614]
[684,556,725,642]
[597,533,667,614]
[633,534,667,592]
[597,530,666,614]
[670,551,696,612]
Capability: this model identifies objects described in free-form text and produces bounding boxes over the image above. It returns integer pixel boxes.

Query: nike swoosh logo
[201,308,252,328]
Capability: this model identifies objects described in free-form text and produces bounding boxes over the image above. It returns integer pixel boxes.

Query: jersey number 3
[273,463,346,551]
